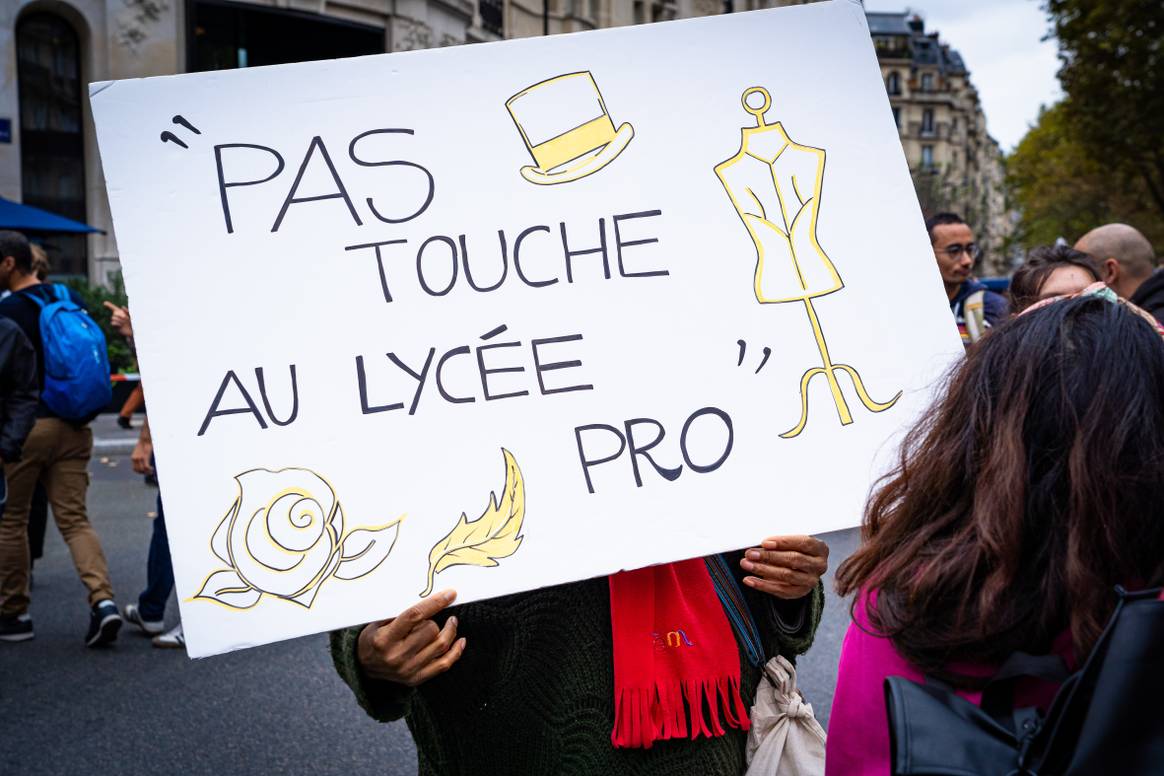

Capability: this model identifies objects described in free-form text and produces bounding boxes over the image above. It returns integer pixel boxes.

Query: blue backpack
[24,285,112,422]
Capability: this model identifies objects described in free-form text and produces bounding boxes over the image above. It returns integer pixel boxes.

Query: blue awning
[0,196,103,234]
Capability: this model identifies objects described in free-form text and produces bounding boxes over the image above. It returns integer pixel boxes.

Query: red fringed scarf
[608,558,750,749]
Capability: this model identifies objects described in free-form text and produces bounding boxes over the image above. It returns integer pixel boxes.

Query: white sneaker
[152,623,184,649]
[124,604,165,635]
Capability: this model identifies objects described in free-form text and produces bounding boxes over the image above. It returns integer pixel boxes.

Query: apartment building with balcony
[3,0,1014,280]
[870,10,1013,273]
[2,0,813,280]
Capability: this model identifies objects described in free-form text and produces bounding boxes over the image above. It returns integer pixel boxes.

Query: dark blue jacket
[0,317,38,461]
[950,278,1008,345]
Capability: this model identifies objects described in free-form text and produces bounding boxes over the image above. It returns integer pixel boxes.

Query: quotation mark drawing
[160,115,201,149]
[737,340,772,374]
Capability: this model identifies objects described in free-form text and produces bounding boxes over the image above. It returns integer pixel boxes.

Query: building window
[921,145,934,169]
[480,0,504,35]
[892,107,901,128]
[190,1,383,71]
[921,72,934,92]
[17,13,87,277]
[634,1,674,23]
[921,108,934,135]
[886,71,901,95]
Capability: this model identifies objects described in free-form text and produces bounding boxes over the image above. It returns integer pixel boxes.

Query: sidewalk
[90,412,141,455]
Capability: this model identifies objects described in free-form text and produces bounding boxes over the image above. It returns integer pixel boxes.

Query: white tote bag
[745,655,827,776]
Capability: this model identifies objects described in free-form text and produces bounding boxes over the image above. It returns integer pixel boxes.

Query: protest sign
[90,0,964,657]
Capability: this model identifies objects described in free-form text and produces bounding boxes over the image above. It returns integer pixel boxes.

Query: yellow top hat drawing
[506,71,634,185]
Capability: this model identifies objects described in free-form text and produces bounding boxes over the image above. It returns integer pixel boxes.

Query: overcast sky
[861,0,1062,152]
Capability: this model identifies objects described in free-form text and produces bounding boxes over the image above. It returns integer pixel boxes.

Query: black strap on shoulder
[991,652,1071,685]
[981,651,1070,719]
[1033,586,1161,772]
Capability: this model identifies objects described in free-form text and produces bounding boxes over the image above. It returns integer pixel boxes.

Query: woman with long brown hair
[825,289,1164,775]
[1008,244,1103,313]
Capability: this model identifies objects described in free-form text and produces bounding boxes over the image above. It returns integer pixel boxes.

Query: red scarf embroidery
[608,558,750,749]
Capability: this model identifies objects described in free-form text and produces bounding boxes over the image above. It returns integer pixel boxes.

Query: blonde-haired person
[29,244,49,282]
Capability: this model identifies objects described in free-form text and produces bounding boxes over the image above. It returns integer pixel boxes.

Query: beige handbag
[744,655,827,776]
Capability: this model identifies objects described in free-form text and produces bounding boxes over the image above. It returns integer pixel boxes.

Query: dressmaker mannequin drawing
[715,86,900,438]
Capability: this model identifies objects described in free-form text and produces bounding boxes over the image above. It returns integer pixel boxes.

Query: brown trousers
[0,418,113,615]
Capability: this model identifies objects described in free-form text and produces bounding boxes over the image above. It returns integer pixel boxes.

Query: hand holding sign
[357,589,466,687]
[88,0,966,658]
[740,535,830,600]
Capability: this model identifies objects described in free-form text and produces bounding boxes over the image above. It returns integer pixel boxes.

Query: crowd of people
[0,211,1161,773]
[0,230,180,648]
[332,214,1163,774]
[933,213,1164,338]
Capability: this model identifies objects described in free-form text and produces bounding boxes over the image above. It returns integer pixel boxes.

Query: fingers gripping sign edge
[358,589,460,686]
[751,549,828,575]
[761,535,829,559]
[743,574,815,599]
[411,617,465,682]
[386,588,458,640]
[746,563,819,589]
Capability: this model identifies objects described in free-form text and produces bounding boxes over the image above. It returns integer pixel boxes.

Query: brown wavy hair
[835,296,1164,682]
[1009,245,1102,313]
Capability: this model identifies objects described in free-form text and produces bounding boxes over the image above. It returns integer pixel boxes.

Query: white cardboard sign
[91,0,963,657]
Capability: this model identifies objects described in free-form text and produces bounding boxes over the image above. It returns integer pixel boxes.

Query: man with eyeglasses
[926,212,1007,346]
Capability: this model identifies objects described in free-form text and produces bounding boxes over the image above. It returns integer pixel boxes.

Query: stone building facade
[1,0,492,281]
[2,0,1011,281]
[869,11,1013,273]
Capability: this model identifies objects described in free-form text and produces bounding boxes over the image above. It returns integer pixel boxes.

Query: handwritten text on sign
[91,1,963,656]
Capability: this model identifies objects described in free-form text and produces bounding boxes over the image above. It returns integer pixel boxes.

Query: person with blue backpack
[0,231,119,647]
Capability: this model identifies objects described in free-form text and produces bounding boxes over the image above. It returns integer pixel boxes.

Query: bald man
[1075,223,1164,324]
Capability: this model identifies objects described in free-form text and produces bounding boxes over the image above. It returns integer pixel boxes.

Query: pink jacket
[825,592,1072,776]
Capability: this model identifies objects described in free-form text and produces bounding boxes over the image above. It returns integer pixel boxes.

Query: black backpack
[885,586,1164,775]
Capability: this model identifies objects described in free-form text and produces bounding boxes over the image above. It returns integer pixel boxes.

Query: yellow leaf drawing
[420,449,525,597]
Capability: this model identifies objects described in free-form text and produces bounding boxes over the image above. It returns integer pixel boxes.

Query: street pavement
[1,415,859,775]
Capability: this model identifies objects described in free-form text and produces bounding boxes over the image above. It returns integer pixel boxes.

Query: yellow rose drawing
[193,467,402,610]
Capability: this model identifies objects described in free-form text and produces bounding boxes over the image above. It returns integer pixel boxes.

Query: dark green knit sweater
[331,551,824,776]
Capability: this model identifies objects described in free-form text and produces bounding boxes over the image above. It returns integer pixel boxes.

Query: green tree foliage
[913,167,986,236]
[64,271,137,374]
[1009,103,1164,251]
[1009,1,1164,253]
[1044,0,1164,219]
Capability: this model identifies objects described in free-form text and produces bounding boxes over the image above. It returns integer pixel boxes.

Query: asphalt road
[0,416,859,776]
